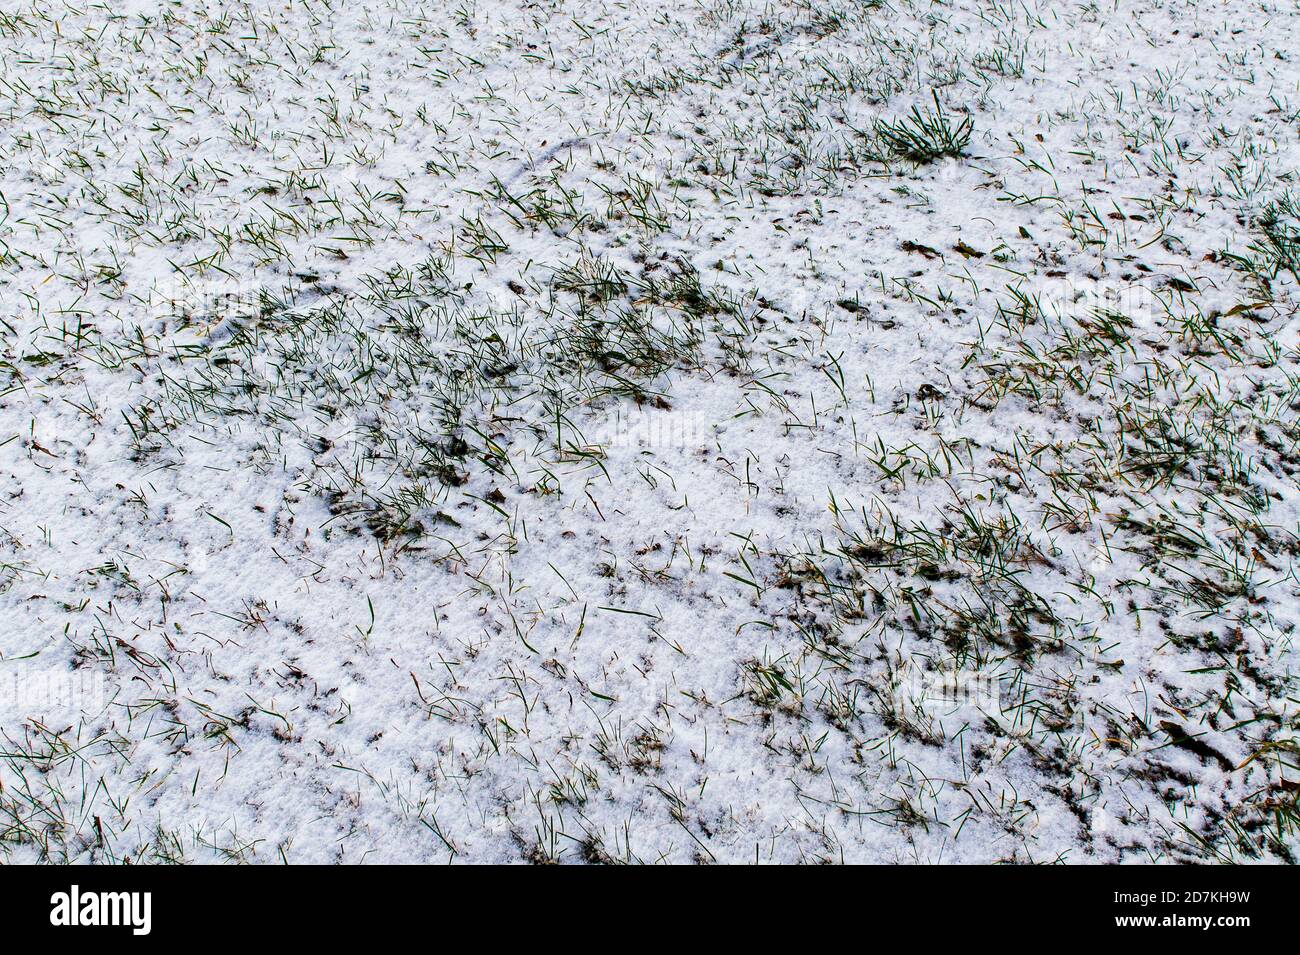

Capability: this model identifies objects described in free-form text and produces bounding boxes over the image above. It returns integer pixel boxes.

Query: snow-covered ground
[2,0,1298,863]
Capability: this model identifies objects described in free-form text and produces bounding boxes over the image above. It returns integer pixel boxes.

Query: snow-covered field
[2,0,1298,863]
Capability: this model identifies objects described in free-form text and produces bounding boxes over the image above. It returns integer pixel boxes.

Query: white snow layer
[1,0,1299,863]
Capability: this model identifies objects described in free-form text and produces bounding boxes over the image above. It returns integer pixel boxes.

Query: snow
[1,0,1298,863]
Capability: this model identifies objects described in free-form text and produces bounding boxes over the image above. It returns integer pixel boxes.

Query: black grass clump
[876,91,973,163]
[1255,193,1300,281]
